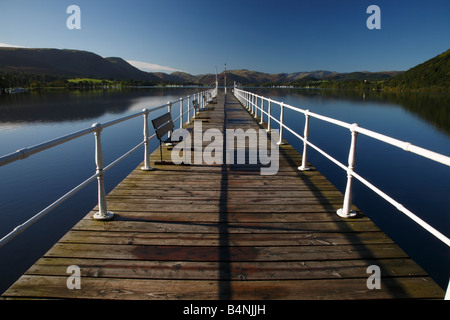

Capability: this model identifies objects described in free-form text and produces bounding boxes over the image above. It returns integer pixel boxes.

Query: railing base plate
[141,166,155,171]
[93,211,114,221]
[336,209,357,218]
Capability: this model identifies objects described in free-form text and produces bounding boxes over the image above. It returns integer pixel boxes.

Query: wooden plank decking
[1,91,445,300]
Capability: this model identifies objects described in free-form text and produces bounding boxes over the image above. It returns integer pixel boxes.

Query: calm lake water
[0,87,448,293]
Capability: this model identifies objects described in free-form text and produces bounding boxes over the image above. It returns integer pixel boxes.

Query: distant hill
[2,46,447,92]
[385,49,449,92]
[165,69,401,86]
[153,71,198,83]
[0,48,158,81]
[325,71,403,81]
[0,47,401,86]
[105,57,160,81]
[286,70,336,81]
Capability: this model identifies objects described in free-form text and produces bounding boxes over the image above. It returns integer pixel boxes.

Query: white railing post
[202,91,205,106]
[337,123,358,218]
[298,110,311,171]
[277,102,285,145]
[141,109,154,171]
[167,101,172,141]
[192,94,197,119]
[252,94,256,115]
[92,123,114,220]
[187,95,191,124]
[248,93,251,112]
[179,97,183,129]
[259,97,264,124]
[266,99,271,132]
[247,92,250,110]
[195,93,199,117]
[245,92,248,109]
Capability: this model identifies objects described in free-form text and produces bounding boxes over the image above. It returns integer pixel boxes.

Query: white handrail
[0,87,217,248]
[233,87,450,247]
[0,126,95,167]
[236,88,450,166]
[0,171,101,246]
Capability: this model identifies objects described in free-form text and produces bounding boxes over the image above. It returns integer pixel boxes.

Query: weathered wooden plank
[107,190,346,200]
[3,275,443,300]
[43,243,409,262]
[92,203,360,215]
[107,188,346,199]
[114,182,342,191]
[57,230,393,246]
[103,197,350,207]
[71,220,380,234]
[81,211,365,223]
[119,169,329,177]
[26,258,427,280]
[115,177,339,186]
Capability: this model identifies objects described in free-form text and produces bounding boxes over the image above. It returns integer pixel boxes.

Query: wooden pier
[1,91,445,300]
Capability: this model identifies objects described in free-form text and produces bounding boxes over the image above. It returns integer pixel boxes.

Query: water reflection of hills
[1,88,448,136]
[257,88,450,136]
[0,88,198,124]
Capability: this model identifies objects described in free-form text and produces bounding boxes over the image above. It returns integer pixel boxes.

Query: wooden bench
[151,112,191,164]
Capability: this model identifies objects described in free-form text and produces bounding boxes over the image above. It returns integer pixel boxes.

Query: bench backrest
[152,112,174,140]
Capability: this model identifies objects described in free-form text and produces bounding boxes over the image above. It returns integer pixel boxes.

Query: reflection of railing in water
[233,86,450,298]
[0,87,217,247]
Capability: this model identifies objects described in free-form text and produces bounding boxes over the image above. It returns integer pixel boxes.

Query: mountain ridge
[0,47,402,85]
[0,47,157,81]
[1,47,448,92]
[384,48,449,91]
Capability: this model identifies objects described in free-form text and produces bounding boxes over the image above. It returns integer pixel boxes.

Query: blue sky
[0,0,449,75]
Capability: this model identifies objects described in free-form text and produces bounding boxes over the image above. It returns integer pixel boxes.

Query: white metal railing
[233,86,450,242]
[0,87,217,248]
